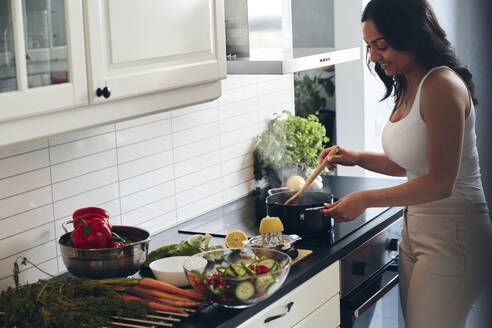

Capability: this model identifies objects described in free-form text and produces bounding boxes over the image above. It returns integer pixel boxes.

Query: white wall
[0,74,294,290]
[334,0,368,177]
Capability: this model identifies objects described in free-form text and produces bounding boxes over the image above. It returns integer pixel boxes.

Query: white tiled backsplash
[0,74,294,290]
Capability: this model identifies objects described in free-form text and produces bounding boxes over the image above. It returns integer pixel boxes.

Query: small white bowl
[149,256,206,287]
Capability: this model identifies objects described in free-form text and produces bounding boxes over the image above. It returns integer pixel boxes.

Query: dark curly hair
[361,0,478,109]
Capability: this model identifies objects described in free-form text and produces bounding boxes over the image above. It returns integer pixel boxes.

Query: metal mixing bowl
[59,222,151,279]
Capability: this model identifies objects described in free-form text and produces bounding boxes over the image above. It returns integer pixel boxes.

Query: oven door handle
[354,274,399,318]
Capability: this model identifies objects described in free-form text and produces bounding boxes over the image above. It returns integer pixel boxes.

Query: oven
[340,217,404,328]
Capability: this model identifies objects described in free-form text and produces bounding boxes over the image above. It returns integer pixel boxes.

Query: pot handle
[268,187,292,196]
[303,194,335,212]
[304,206,325,211]
[62,220,74,234]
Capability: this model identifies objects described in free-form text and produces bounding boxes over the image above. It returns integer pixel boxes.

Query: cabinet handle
[354,275,399,318]
[96,86,111,99]
[264,301,294,323]
[386,238,399,251]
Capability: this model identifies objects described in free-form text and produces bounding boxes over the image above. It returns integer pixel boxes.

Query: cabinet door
[238,261,340,328]
[292,294,340,328]
[0,0,87,122]
[85,0,226,104]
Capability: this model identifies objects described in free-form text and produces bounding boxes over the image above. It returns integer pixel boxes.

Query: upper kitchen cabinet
[225,0,361,74]
[0,0,87,122]
[84,0,226,104]
[0,0,226,147]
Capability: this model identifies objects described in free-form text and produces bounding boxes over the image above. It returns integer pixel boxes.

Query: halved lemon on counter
[225,230,248,249]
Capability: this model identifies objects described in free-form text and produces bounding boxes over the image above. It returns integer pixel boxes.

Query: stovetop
[178,186,390,248]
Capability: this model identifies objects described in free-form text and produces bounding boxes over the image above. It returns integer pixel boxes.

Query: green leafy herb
[1,264,148,328]
[253,111,329,187]
[143,233,222,269]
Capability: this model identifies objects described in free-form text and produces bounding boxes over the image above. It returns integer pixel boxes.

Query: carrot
[126,287,203,308]
[133,286,201,303]
[139,278,205,300]
[122,293,186,314]
[151,296,203,308]
[122,294,143,302]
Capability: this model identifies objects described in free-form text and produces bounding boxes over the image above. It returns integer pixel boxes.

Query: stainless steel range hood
[225,0,361,75]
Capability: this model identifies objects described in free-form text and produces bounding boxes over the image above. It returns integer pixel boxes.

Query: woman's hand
[318,146,361,171]
[321,191,368,222]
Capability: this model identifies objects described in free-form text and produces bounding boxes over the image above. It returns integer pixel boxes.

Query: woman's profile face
[362,19,417,76]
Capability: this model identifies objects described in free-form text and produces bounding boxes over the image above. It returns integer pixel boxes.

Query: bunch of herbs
[0,257,148,328]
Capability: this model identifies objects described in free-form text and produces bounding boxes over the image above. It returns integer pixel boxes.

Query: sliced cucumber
[235,281,255,300]
[225,267,236,276]
[210,285,226,296]
[231,264,246,277]
[258,259,276,269]
[216,266,228,274]
[241,261,255,275]
[266,281,281,295]
[255,274,274,293]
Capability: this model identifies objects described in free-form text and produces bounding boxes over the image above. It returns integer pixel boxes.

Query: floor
[466,281,492,328]
[358,281,492,328]
[361,283,404,328]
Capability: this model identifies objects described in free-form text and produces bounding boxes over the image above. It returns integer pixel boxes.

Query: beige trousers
[399,202,492,328]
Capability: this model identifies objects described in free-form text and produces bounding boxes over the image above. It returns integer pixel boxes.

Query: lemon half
[259,216,284,234]
[225,230,248,248]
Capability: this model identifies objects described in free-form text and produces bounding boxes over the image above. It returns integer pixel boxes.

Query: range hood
[225,0,361,74]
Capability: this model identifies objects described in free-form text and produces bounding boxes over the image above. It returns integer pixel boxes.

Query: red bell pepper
[255,265,271,274]
[71,217,114,249]
[72,207,111,230]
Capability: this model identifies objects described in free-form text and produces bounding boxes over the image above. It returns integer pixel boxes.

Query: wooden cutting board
[292,249,312,266]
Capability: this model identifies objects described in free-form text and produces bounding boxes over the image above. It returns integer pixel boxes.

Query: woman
[318,0,492,327]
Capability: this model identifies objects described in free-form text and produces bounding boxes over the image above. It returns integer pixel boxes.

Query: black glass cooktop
[178,186,390,248]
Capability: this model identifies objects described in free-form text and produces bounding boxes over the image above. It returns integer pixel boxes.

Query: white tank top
[381,66,486,203]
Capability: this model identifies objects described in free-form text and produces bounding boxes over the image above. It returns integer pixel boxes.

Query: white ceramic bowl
[149,256,207,287]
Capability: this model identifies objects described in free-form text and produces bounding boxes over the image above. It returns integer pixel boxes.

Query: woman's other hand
[318,146,361,171]
[321,191,368,222]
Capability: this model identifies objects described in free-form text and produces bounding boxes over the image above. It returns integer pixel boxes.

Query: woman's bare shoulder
[421,67,468,99]
[420,67,469,119]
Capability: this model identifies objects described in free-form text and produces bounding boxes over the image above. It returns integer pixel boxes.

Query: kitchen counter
[148,175,404,328]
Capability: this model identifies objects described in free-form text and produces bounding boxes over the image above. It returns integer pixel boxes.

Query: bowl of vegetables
[183,247,292,309]
[58,207,151,279]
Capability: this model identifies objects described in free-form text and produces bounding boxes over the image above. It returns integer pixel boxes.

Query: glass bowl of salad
[183,247,292,309]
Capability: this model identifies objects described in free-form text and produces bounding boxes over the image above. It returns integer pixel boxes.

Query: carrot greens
[0,257,148,328]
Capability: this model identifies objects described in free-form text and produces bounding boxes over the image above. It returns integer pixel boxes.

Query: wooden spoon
[283,146,339,205]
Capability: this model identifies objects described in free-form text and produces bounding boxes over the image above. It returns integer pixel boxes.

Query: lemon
[259,216,284,234]
[225,230,248,248]
[286,175,306,191]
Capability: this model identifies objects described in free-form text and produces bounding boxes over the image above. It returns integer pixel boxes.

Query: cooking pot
[59,222,150,279]
[266,187,334,236]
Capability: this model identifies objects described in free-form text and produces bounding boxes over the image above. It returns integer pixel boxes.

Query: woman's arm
[322,69,467,220]
[357,151,406,177]
[318,147,406,177]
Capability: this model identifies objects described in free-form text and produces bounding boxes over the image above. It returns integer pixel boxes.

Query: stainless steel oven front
[340,217,404,328]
